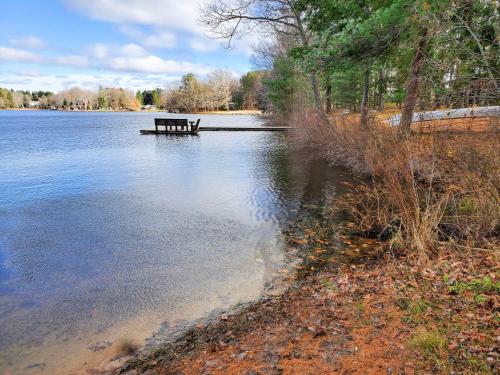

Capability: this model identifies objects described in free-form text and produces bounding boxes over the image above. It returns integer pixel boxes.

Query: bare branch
[200,0,303,47]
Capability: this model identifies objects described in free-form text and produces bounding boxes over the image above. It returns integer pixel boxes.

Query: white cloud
[189,38,219,53]
[63,0,202,33]
[117,25,144,39]
[33,42,213,75]
[120,43,147,57]
[106,55,210,75]
[85,42,208,74]
[116,26,177,49]
[63,0,259,54]
[0,40,229,83]
[143,32,176,48]
[113,25,178,51]
[9,36,46,49]
[89,43,147,59]
[231,33,261,56]
[19,69,41,77]
[0,72,181,92]
[0,46,42,62]
[0,77,34,85]
[53,55,89,68]
[90,43,109,59]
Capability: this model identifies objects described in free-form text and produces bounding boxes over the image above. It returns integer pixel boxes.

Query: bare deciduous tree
[200,0,321,110]
[207,70,238,111]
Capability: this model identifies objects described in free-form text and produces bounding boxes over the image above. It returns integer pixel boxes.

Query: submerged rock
[88,341,112,352]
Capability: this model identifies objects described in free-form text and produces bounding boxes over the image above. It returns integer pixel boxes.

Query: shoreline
[112,213,393,375]
[112,212,499,374]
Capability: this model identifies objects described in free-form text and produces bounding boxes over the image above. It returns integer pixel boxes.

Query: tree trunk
[399,28,429,135]
[294,14,322,112]
[360,68,371,128]
[325,84,332,114]
[378,69,385,111]
[309,72,321,111]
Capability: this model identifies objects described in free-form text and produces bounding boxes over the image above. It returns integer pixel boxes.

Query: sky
[0,0,258,92]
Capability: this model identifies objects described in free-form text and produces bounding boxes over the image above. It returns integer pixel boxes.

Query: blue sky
[0,0,257,92]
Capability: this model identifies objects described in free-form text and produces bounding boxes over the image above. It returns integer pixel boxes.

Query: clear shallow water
[0,111,349,374]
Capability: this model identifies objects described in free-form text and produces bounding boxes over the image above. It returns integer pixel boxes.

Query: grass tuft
[409,327,448,358]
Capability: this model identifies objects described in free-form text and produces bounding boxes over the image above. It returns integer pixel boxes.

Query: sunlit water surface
[0,111,349,374]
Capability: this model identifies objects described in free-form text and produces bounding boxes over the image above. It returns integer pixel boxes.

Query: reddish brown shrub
[287,105,499,258]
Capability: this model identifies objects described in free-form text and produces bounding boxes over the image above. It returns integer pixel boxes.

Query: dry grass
[411,116,499,133]
[290,106,499,259]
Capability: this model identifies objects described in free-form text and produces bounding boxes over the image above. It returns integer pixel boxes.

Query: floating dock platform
[140,126,294,134]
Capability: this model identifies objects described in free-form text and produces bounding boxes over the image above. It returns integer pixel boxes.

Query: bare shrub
[287,104,499,258]
[290,106,373,176]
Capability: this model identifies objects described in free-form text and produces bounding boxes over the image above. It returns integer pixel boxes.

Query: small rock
[110,353,127,361]
[26,363,46,370]
[88,341,112,352]
[486,357,495,364]
[206,359,219,367]
[237,352,247,360]
[313,328,326,338]
[220,314,228,321]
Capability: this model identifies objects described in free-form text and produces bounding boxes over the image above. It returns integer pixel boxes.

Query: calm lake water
[0,111,349,374]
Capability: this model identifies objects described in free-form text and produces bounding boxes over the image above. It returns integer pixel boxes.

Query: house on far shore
[142,104,157,111]
[29,100,40,108]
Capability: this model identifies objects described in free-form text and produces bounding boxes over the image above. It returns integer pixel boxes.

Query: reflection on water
[0,111,350,374]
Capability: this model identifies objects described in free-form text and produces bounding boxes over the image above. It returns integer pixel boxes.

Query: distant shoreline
[193,109,262,115]
[0,108,263,115]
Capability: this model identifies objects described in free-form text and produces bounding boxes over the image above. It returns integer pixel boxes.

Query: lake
[0,111,349,374]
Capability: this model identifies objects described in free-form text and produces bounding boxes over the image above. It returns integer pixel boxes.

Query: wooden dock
[140,126,294,134]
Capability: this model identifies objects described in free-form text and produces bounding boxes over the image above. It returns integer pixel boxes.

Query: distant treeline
[0,69,269,112]
[0,88,53,109]
[0,86,139,110]
[155,70,268,112]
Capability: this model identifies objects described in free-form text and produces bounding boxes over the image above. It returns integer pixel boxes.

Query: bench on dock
[154,118,200,134]
[140,121,294,135]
